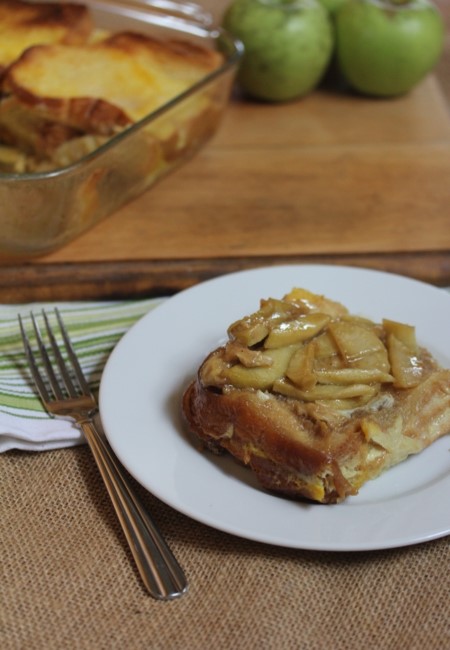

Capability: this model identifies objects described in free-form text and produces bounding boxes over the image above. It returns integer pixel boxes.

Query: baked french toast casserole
[182,288,450,504]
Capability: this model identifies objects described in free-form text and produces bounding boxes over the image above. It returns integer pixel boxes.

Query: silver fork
[19,309,188,601]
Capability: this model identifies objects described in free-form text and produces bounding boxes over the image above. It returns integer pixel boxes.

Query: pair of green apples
[223,0,445,101]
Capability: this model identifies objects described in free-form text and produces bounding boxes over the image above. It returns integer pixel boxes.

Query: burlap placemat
[1,447,449,650]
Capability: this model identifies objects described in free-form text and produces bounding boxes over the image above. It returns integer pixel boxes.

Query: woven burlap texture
[1,447,449,650]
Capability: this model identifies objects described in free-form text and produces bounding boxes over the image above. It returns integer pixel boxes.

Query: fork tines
[19,309,92,404]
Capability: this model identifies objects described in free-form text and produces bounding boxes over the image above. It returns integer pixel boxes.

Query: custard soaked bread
[0,2,224,171]
[2,32,223,131]
[182,289,450,504]
[0,0,92,74]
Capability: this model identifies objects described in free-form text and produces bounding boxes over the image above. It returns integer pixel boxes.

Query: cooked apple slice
[273,378,379,402]
[264,313,330,348]
[328,320,390,372]
[286,342,317,390]
[227,317,270,347]
[383,319,417,352]
[312,331,343,370]
[224,344,300,389]
[386,333,423,388]
[315,368,394,385]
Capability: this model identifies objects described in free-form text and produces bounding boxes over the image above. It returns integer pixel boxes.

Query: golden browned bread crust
[0,3,224,171]
[182,289,450,504]
[0,0,92,72]
[2,31,222,135]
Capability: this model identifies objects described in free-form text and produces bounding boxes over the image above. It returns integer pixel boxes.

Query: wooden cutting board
[2,8,450,302]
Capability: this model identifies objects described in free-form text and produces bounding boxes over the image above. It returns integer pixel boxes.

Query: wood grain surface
[1,0,449,302]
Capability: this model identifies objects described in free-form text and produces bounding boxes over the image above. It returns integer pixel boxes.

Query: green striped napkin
[0,298,164,452]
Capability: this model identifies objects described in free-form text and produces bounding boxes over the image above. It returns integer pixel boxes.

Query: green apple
[222,0,334,102]
[335,0,445,97]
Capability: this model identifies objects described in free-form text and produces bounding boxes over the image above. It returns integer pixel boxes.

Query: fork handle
[79,419,188,600]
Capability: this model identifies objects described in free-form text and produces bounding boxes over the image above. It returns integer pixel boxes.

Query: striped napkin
[0,298,164,452]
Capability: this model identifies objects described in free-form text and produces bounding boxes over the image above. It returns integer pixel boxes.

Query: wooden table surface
[1,0,449,302]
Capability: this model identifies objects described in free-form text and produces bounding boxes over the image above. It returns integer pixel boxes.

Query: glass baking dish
[0,0,242,260]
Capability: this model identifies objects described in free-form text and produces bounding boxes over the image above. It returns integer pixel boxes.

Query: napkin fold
[0,298,164,452]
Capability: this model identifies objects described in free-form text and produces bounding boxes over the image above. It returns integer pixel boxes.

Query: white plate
[99,265,450,551]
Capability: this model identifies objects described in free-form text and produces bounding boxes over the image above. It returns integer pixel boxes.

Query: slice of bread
[0,95,86,157]
[182,289,450,503]
[0,30,224,163]
[0,0,92,73]
[2,32,222,129]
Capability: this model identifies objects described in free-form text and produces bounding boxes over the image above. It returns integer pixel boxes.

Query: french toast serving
[182,288,450,504]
